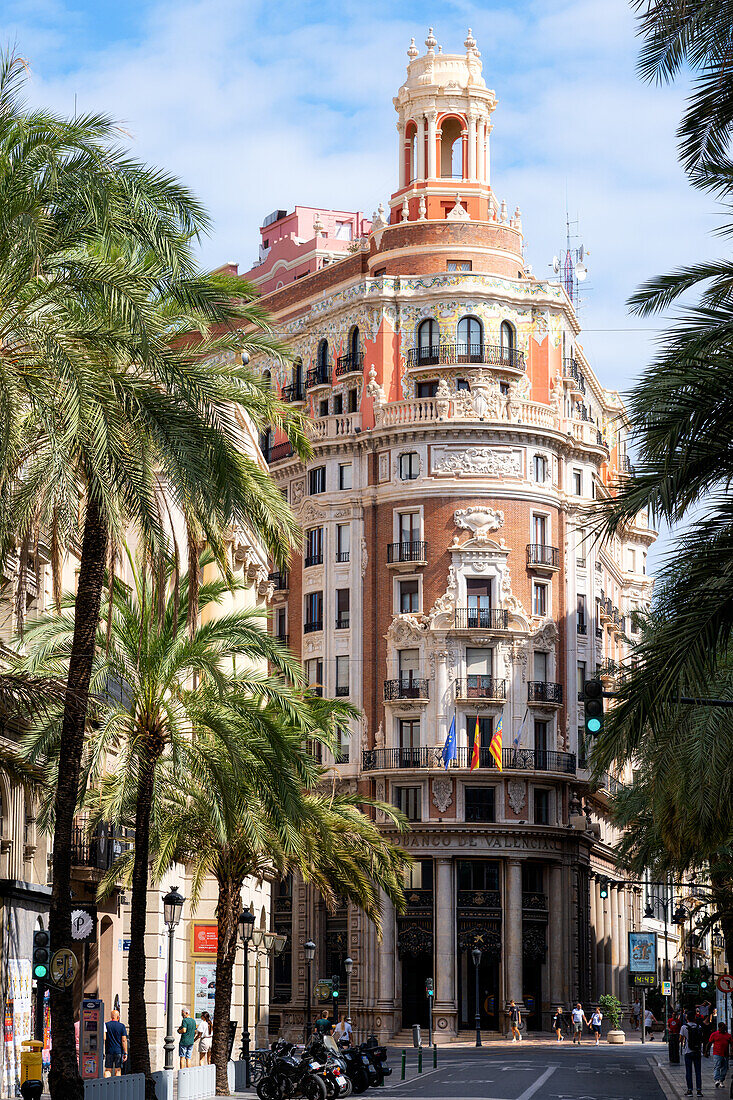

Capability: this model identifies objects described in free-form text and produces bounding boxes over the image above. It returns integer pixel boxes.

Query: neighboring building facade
[240,30,657,1038]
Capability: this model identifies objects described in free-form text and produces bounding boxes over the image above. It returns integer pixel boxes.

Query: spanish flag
[470,715,480,770]
[489,715,503,771]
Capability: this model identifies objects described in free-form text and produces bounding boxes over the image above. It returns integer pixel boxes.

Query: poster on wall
[193,962,217,1019]
[3,959,32,1098]
[191,922,218,957]
[629,931,658,973]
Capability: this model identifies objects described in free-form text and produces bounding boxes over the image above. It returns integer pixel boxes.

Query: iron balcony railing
[335,616,350,630]
[527,681,563,704]
[71,821,127,871]
[457,889,502,910]
[406,343,526,371]
[304,552,323,568]
[577,621,587,635]
[275,634,289,647]
[336,551,350,563]
[563,358,586,393]
[335,684,350,697]
[522,892,549,911]
[268,441,294,463]
[526,544,560,569]
[454,676,507,700]
[306,365,331,389]
[281,383,305,403]
[454,607,509,631]
[384,678,429,701]
[335,350,364,377]
[362,746,576,773]
[303,619,323,634]
[268,571,289,590]
[387,540,427,564]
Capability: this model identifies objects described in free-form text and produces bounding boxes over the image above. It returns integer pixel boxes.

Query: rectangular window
[399,511,421,544]
[465,787,495,822]
[309,466,326,494]
[533,789,549,825]
[533,651,548,682]
[466,716,494,761]
[336,589,350,629]
[334,220,352,240]
[333,392,343,415]
[395,787,422,822]
[522,862,544,893]
[339,463,352,490]
[306,658,323,695]
[573,469,582,495]
[335,655,349,697]
[534,719,549,770]
[399,452,419,480]
[335,725,350,764]
[533,455,547,482]
[447,260,472,272]
[577,593,586,633]
[416,380,438,398]
[404,859,433,890]
[532,513,547,545]
[304,591,323,632]
[318,398,329,417]
[304,526,323,567]
[336,523,350,562]
[399,578,419,613]
[398,648,420,685]
[276,607,287,641]
[348,388,358,412]
[532,582,548,617]
[628,548,636,572]
[399,718,421,750]
[577,661,586,700]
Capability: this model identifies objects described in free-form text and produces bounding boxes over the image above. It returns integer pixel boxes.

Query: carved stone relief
[361,538,368,577]
[432,446,522,478]
[432,778,453,813]
[290,478,305,505]
[507,780,526,816]
[454,506,504,540]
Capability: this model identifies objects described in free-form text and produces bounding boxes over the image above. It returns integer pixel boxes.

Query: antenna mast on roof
[550,206,589,312]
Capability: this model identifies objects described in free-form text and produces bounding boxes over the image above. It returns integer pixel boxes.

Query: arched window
[405,121,418,183]
[262,369,271,391]
[457,316,483,363]
[350,326,360,362]
[440,117,464,179]
[317,340,329,369]
[417,319,439,366]
[290,359,303,401]
[500,321,516,366]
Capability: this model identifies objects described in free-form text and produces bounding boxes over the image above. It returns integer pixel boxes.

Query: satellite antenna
[548,207,589,311]
[552,256,560,274]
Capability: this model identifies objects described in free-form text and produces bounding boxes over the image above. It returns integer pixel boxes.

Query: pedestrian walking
[645,1006,657,1041]
[333,1015,352,1047]
[630,1001,640,1030]
[590,1007,603,1046]
[708,1021,731,1088]
[177,1009,197,1068]
[552,1007,564,1042]
[103,1009,128,1078]
[508,1000,522,1042]
[681,1010,705,1096]
[315,1008,333,1037]
[669,1010,682,1065]
[571,1003,589,1044]
[196,1010,212,1065]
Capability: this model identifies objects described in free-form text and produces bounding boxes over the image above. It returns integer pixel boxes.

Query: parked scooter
[256,1039,328,1100]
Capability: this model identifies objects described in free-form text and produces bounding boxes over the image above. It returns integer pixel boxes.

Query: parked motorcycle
[359,1038,391,1087]
[306,1035,351,1098]
[255,1040,328,1100]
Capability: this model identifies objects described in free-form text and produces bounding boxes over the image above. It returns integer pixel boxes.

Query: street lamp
[304,940,316,1043]
[238,909,255,1084]
[471,946,482,1048]
[644,892,673,1040]
[344,957,353,1035]
[162,885,185,1071]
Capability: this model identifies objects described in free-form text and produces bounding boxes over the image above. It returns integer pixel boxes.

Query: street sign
[632,974,656,987]
[314,979,333,1000]
[683,982,701,994]
[71,908,96,943]
[50,948,78,988]
[718,975,733,994]
[662,981,672,997]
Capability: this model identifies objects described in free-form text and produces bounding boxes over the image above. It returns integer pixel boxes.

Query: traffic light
[32,930,50,982]
[700,965,711,990]
[584,679,604,737]
[425,978,434,997]
[599,879,609,900]
[332,974,340,1000]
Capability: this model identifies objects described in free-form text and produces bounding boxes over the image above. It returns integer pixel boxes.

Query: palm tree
[151,732,409,1095]
[0,53,305,1098]
[20,553,321,1094]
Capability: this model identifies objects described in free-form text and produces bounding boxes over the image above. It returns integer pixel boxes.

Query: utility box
[20,1040,43,1083]
[79,998,104,1080]
[412,1024,421,1048]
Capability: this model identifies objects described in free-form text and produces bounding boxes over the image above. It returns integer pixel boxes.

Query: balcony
[454,607,510,631]
[281,383,305,403]
[362,746,576,773]
[522,892,549,912]
[563,358,586,394]
[526,544,560,571]
[268,441,295,463]
[335,616,350,630]
[386,540,428,568]
[71,820,127,872]
[406,343,526,373]
[275,634,289,647]
[335,351,364,377]
[457,889,501,910]
[454,676,507,701]
[577,621,587,635]
[304,552,323,568]
[269,571,289,591]
[306,365,331,390]
[335,684,350,698]
[384,678,429,701]
[303,619,323,634]
[336,551,350,563]
[527,681,563,705]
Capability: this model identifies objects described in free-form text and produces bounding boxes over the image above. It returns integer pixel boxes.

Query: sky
[2,0,719,567]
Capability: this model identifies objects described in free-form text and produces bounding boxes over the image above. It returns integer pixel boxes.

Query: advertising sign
[662,981,672,997]
[629,931,657,974]
[193,961,216,1019]
[79,998,104,1080]
[191,922,218,957]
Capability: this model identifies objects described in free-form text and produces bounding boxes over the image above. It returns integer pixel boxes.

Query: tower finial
[425,27,437,52]
[407,37,418,60]
[464,28,477,50]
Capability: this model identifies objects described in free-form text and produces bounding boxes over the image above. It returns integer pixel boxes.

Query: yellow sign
[50,949,78,988]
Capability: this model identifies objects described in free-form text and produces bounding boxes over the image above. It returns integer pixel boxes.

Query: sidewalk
[653,1053,732,1100]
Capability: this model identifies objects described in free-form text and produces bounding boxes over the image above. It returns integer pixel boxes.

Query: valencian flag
[470,715,480,771]
[489,715,503,771]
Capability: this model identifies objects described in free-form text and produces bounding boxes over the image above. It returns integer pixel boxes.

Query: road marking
[516,1066,557,1100]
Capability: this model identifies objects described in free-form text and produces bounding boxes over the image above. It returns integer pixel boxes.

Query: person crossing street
[571,1003,589,1044]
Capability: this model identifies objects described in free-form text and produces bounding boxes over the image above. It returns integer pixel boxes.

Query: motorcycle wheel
[301,1076,328,1100]
[257,1078,282,1100]
[350,1074,369,1095]
[340,1077,353,1097]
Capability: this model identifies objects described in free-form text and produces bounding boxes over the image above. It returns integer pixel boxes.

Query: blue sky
[2,0,717,566]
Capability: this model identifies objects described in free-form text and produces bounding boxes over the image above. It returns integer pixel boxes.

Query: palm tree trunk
[212,877,241,1095]
[710,864,733,975]
[48,494,107,1100]
[128,750,157,1099]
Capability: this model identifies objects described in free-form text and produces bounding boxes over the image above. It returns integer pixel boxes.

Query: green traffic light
[33,964,48,979]
[701,981,708,989]
[333,991,339,997]
[587,718,601,733]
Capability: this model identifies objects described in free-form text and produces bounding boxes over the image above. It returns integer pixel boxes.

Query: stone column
[467,114,477,179]
[505,860,523,1010]
[589,876,598,1000]
[618,888,629,993]
[436,129,443,179]
[377,891,395,1038]
[415,114,425,181]
[397,122,406,189]
[427,111,437,179]
[549,863,564,1007]
[461,129,468,180]
[610,888,620,997]
[594,882,605,995]
[434,857,457,1037]
[10,787,23,879]
[602,887,613,996]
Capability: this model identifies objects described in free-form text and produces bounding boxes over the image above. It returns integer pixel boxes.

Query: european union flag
[442,716,457,770]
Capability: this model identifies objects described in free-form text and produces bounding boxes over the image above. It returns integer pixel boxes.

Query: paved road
[385,1045,667,1099]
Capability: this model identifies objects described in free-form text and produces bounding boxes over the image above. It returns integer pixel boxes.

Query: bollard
[401,1050,406,1081]
[418,1046,423,1073]
[433,1043,438,1068]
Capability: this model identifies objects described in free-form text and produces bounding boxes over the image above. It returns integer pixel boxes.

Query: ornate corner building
[238,29,656,1040]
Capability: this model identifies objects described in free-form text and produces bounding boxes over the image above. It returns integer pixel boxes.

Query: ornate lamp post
[238,909,255,1084]
[471,946,482,1048]
[162,885,185,1071]
[304,940,316,1042]
[344,957,354,1034]
[644,892,672,1039]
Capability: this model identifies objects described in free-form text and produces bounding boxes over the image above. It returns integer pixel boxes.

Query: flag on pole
[442,716,457,770]
[470,715,480,770]
[513,708,529,755]
[489,714,503,771]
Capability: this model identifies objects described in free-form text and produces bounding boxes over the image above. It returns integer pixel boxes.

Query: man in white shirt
[572,1003,589,1044]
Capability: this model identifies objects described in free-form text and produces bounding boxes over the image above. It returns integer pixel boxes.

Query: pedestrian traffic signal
[425,978,434,997]
[332,975,340,999]
[584,679,604,737]
[32,930,50,981]
[599,880,609,899]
